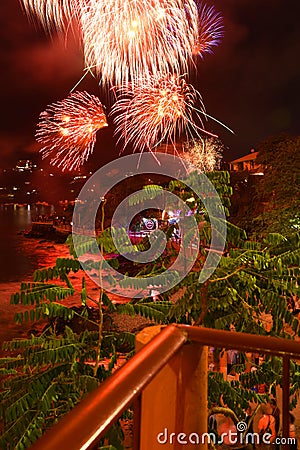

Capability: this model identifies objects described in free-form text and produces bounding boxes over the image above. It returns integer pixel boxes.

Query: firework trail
[36,91,108,171]
[20,0,82,31]
[193,2,224,57]
[81,0,198,86]
[111,73,213,155]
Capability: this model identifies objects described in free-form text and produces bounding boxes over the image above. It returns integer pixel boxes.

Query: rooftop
[229,151,259,164]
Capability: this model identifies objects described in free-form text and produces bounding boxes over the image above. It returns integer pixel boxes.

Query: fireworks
[21,0,199,85]
[81,0,198,86]
[193,3,224,57]
[111,73,210,154]
[36,91,108,171]
[21,0,223,85]
[183,137,224,172]
[20,0,228,170]
[20,0,81,31]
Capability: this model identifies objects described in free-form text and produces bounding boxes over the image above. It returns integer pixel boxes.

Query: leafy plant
[1,169,300,448]
[0,206,135,449]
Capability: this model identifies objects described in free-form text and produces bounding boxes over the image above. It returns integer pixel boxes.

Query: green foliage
[146,225,300,339]
[1,254,135,449]
[119,171,300,419]
[99,423,124,450]
[0,322,134,448]
[208,371,261,418]
[118,300,172,323]
[2,168,300,447]
[128,184,164,205]
[232,134,300,236]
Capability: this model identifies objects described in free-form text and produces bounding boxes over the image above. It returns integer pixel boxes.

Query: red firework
[36,91,108,171]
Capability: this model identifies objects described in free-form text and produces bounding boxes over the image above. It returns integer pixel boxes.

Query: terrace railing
[30,324,300,450]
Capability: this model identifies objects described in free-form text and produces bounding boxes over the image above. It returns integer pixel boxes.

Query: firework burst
[193,3,224,57]
[21,0,229,170]
[111,73,212,154]
[21,0,223,86]
[81,0,198,86]
[36,91,108,171]
[183,137,224,172]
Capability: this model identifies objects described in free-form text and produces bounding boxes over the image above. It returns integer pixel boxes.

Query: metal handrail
[30,324,300,450]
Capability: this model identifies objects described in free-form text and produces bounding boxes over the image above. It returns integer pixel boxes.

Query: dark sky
[0,0,300,168]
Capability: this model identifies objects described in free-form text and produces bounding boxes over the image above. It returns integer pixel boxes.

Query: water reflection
[0,204,60,282]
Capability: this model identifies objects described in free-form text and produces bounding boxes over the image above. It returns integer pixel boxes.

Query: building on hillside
[228,150,266,222]
[229,149,264,175]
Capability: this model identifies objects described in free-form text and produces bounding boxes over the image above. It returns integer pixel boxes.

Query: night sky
[0,0,300,169]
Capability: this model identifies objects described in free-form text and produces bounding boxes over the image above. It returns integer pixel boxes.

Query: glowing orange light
[111,73,207,154]
[81,0,198,86]
[36,91,108,171]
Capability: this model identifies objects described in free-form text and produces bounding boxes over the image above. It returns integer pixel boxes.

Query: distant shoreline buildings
[0,150,265,206]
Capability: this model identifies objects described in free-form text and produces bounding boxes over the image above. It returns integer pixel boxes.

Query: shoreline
[0,225,144,352]
[24,222,70,243]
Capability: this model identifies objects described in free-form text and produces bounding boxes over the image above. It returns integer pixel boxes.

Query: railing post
[136,326,208,450]
[282,356,290,450]
[133,395,141,450]
[219,349,227,379]
[197,344,208,450]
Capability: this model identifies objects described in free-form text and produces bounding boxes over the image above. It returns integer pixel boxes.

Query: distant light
[16,159,33,171]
